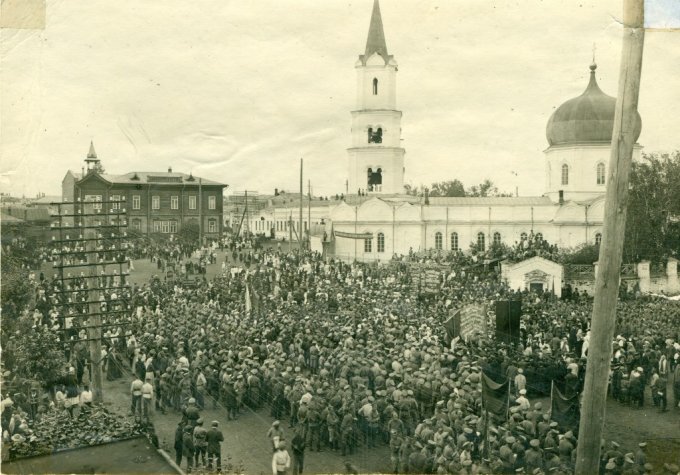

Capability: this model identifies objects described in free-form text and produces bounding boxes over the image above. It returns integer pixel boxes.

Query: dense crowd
[2,235,680,474]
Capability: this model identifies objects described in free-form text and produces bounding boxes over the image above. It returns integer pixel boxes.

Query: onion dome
[546,64,641,146]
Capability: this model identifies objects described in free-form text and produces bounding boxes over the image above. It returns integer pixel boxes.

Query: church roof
[427,196,554,206]
[546,64,642,146]
[359,0,392,65]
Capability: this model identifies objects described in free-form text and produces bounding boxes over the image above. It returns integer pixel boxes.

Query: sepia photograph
[1,0,679,473]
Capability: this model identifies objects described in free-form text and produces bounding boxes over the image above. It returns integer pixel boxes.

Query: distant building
[62,142,227,240]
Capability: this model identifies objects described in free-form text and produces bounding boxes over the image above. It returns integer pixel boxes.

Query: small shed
[501,256,564,297]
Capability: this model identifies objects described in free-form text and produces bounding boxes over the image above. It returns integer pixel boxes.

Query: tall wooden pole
[575,1,644,473]
[308,180,311,250]
[299,158,304,252]
[86,205,103,403]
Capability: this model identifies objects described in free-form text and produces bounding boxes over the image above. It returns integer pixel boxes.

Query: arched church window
[561,164,569,186]
[595,233,602,246]
[364,236,372,253]
[493,232,502,246]
[596,162,606,185]
[377,233,385,253]
[477,232,485,251]
[435,232,443,250]
[368,127,382,144]
[450,232,459,251]
[367,167,383,192]
[373,78,378,95]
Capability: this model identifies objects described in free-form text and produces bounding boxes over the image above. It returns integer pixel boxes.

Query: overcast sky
[2,0,679,198]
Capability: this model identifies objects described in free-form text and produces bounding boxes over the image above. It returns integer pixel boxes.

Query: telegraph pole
[308,180,312,250]
[85,215,103,403]
[299,158,304,252]
[575,1,644,473]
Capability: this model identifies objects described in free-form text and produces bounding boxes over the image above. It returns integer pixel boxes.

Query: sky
[1,0,679,199]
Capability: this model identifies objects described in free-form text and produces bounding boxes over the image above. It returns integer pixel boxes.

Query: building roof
[427,196,554,206]
[31,195,62,205]
[359,0,392,65]
[79,171,226,187]
[1,212,24,224]
[546,64,642,146]
[3,207,51,222]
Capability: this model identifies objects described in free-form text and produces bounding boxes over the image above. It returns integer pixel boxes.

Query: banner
[334,231,373,240]
[245,283,252,314]
[459,303,488,340]
[482,372,509,417]
[550,381,579,432]
[443,310,460,343]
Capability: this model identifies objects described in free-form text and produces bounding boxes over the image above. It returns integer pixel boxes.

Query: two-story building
[62,142,227,240]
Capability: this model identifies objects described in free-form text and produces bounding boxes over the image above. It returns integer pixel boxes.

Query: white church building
[248,0,643,262]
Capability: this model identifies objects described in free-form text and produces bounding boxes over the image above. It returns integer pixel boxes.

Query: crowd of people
[2,233,680,474]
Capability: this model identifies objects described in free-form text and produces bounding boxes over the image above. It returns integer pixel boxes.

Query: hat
[506,436,516,444]
[530,439,540,448]
[519,389,527,395]
[212,421,219,427]
[638,442,647,448]
[196,418,203,425]
[188,397,196,404]
[605,462,616,470]
[273,420,280,426]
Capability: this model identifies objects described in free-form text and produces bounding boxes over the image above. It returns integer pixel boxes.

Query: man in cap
[516,389,531,412]
[193,418,208,468]
[184,397,200,428]
[141,374,154,424]
[130,375,144,420]
[267,420,285,451]
[174,421,185,467]
[635,442,647,470]
[182,425,195,473]
[525,439,543,472]
[291,428,306,475]
[206,420,224,472]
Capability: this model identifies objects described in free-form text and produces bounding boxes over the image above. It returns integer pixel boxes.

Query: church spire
[365,0,388,60]
[87,140,97,159]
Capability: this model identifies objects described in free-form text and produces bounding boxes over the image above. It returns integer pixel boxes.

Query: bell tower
[347,0,405,195]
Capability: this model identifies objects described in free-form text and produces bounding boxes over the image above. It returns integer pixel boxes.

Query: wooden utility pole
[299,158,304,252]
[575,1,644,473]
[308,180,312,250]
[86,207,103,404]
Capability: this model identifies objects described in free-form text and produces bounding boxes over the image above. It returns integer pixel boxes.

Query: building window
[171,195,179,210]
[132,195,141,210]
[561,164,569,185]
[493,232,502,246]
[477,232,485,251]
[152,196,160,210]
[153,220,177,234]
[596,162,606,185]
[373,78,378,95]
[131,219,141,231]
[435,232,443,250]
[84,195,102,210]
[153,220,161,233]
[110,194,120,210]
[368,127,383,144]
[450,232,459,251]
[367,167,383,191]
[595,233,602,245]
[208,195,216,210]
[377,232,385,253]
[208,219,217,233]
[169,220,178,234]
[188,195,197,210]
[364,237,372,253]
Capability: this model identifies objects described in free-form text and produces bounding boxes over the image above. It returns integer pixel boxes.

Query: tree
[466,179,512,197]
[403,183,421,196]
[10,313,66,385]
[624,151,680,264]
[429,180,466,197]
[178,220,200,245]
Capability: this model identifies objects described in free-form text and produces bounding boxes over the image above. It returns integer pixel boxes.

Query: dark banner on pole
[551,381,580,433]
[482,372,509,417]
[443,310,460,344]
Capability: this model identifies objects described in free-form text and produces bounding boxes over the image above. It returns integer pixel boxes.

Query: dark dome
[546,64,641,146]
